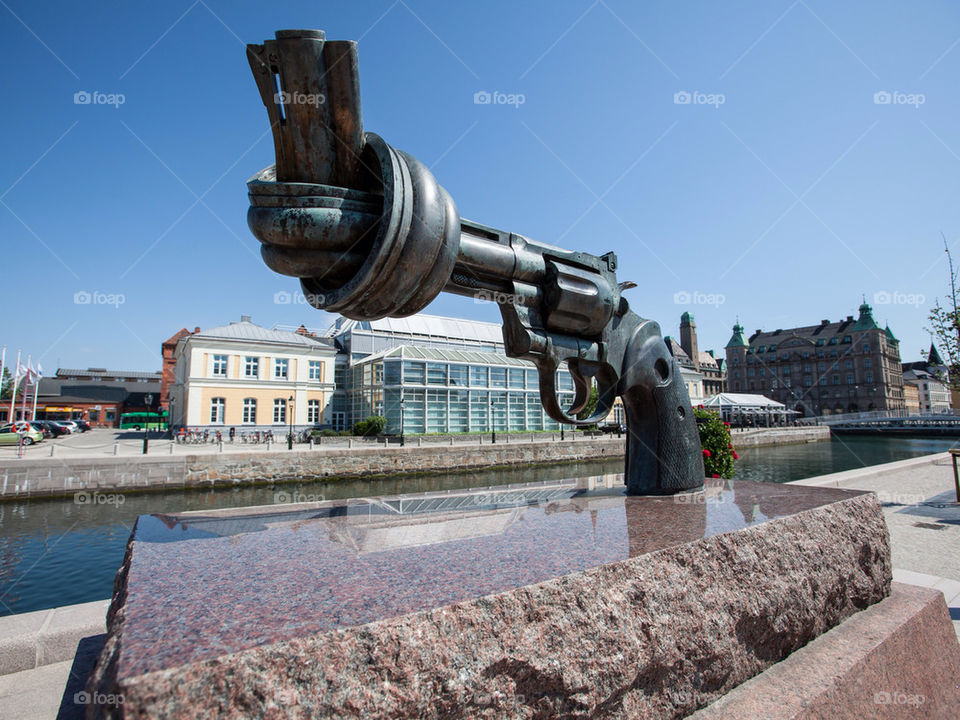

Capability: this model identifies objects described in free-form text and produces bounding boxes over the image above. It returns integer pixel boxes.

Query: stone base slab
[689,582,960,719]
[87,480,892,718]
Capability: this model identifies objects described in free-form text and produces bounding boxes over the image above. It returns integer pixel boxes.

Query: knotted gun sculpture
[245,30,704,494]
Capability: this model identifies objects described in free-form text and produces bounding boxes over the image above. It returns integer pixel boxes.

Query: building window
[309,360,322,381]
[508,369,525,389]
[274,359,288,379]
[469,366,488,387]
[212,355,228,377]
[403,361,425,385]
[427,363,447,385]
[846,374,854,384]
[819,377,826,385]
[242,398,257,424]
[210,397,225,423]
[273,398,287,424]
[447,365,468,386]
[845,360,853,369]
[307,399,320,423]
[244,357,259,378]
[490,367,507,388]
[865,372,873,383]
[864,358,871,368]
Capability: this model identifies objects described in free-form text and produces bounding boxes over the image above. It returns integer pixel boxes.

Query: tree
[353,415,387,436]
[927,235,960,391]
[0,368,10,400]
[576,383,599,430]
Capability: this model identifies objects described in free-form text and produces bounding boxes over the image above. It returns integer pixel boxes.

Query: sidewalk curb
[0,600,107,676]
[787,452,950,488]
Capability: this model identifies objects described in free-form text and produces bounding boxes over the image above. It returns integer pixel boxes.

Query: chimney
[241,315,251,323]
[846,315,853,322]
[821,319,829,326]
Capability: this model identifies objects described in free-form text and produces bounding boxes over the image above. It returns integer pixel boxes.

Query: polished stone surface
[111,476,864,680]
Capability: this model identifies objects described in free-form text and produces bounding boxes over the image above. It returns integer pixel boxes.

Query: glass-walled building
[349,346,576,434]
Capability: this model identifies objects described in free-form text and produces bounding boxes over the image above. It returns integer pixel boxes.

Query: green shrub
[318,429,339,437]
[694,407,738,479]
[353,415,387,436]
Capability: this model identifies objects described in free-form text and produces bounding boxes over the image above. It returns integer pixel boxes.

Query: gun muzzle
[247,30,461,320]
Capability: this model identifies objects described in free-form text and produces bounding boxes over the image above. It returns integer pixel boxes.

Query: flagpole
[8,349,20,424]
[0,347,6,414]
[20,354,30,423]
[31,365,40,421]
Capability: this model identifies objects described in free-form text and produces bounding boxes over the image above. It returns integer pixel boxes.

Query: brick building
[724,302,905,417]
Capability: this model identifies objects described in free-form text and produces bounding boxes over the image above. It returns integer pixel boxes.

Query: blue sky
[1,0,958,372]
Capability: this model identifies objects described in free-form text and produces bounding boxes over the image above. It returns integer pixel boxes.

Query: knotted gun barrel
[245,30,705,494]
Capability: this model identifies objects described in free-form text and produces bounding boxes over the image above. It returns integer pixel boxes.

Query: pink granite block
[86,478,892,718]
[689,582,960,719]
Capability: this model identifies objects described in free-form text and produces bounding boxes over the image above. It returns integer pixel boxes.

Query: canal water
[0,436,955,616]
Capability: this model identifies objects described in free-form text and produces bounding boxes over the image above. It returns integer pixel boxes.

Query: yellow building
[168,316,336,431]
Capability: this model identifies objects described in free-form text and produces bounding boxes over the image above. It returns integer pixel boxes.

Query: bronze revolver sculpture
[245,30,704,495]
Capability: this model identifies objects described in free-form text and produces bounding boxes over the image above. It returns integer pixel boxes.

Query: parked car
[74,420,91,432]
[0,424,43,446]
[30,420,69,438]
[49,421,74,434]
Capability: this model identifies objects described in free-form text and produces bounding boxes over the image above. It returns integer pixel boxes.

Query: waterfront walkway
[792,452,960,638]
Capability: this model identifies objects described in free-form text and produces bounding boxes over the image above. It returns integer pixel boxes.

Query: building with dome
[723,302,905,417]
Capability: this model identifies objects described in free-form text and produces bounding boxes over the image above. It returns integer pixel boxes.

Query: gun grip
[621,321,705,495]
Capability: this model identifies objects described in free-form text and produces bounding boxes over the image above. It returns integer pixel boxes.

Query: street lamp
[399,393,405,447]
[287,395,295,450]
[142,393,153,454]
[489,392,496,444]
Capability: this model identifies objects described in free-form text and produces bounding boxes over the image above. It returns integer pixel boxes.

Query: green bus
[119,412,168,431]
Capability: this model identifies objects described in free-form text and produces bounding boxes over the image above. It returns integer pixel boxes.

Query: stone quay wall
[731,426,830,447]
[0,427,830,501]
[0,437,625,500]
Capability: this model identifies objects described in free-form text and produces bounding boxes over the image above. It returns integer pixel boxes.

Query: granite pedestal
[85,476,956,718]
